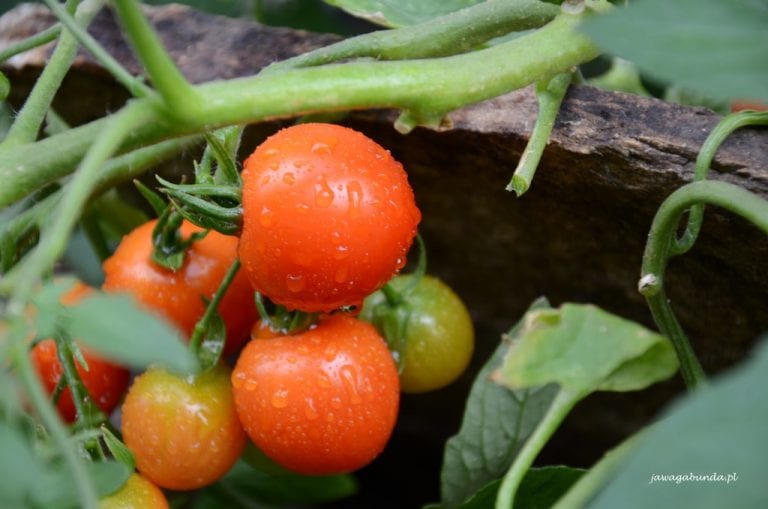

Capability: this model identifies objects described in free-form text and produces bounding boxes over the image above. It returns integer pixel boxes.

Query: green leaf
[582,0,768,102]
[452,466,585,509]
[191,460,357,507]
[33,460,131,508]
[499,303,678,395]
[586,337,768,509]
[66,292,198,374]
[101,425,136,471]
[437,298,558,508]
[0,422,42,507]
[30,277,77,340]
[323,0,483,27]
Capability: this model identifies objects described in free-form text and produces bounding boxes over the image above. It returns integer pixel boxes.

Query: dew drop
[324,345,338,362]
[286,274,305,293]
[330,396,342,410]
[264,148,279,157]
[340,365,362,404]
[304,398,319,420]
[297,345,309,355]
[347,181,363,219]
[244,379,258,392]
[287,355,297,364]
[314,177,335,208]
[332,245,349,261]
[295,202,310,213]
[326,412,335,422]
[259,207,274,227]
[282,172,296,185]
[232,371,246,389]
[334,267,349,283]
[311,142,331,155]
[271,389,289,409]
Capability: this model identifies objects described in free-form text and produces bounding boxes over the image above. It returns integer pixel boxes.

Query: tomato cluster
[32,123,473,502]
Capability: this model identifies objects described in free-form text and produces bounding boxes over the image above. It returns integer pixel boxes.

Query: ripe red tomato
[238,123,421,312]
[360,274,474,393]
[232,314,400,475]
[102,219,257,356]
[31,282,130,423]
[121,365,246,490]
[99,473,169,509]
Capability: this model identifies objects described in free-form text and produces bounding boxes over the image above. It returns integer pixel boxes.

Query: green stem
[551,428,645,509]
[639,180,768,390]
[12,343,99,509]
[507,71,571,196]
[496,388,582,509]
[55,335,106,430]
[189,258,241,355]
[2,103,153,302]
[111,0,201,118]
[41,0,154,99]
[0,9,600,207]
[0,25,62,64]
[672,110,768,255]
[265,0,560,72]
[1,0,103,148]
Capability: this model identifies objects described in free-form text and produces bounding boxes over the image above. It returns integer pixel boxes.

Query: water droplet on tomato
[347,181,363,219]
[244,379,258,391]
[332,245,349,260]
[282,172,296,185]
[295,202,310,213]
[334,267,348,283]
[286,274,305,293]
[304,398,318,420]
[315,177,335,208]
[324,345,337,361]
[311,142,331,155]
[326,412,335,422]
[340,365,362,404]
[330,396,342,409]
[271,389,288,408]
[232,371,246,389]
[259,207,274,227]
[264,148,279,157]
[287,355,297,364]
[297,345,309,355]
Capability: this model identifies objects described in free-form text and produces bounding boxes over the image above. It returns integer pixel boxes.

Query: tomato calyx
[254,292,319,336]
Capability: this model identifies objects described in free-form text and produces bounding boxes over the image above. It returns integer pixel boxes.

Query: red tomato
[31,282,130,423]
[238,123,421,312]
[102,219,257,356]
[730,100,768,112]
[232,314,400,475]
[121,365,246,490]
[99,473,169,509]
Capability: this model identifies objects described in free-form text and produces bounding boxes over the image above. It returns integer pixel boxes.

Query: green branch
[0,10,600,207]
[1,0,104,148]
[265,0,560,72]
[507,71,571,196]
[639,180,768,389]
[111,0,201,118]
[0,25,61,64]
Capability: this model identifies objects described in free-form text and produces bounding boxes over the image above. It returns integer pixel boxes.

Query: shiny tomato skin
[120,365,246,490]
[238,123,421,312]
[31,282,130,423]
[31,339,131,423]
[102,219,256,356]
[99,473,169,509]
[361,274,474,393]
[232,314,400,475]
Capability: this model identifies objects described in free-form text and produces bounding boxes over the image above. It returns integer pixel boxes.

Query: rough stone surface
[3,4,768,506]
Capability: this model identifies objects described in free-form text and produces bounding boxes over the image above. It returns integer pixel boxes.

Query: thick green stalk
[1,0,103,147]
[2,104,154,301]
[507,71,571,195]
[265,0,560,71]
[496,388,583,508]
[639,180,768,390]
[111,0,201,118]
[0,10,600,207]
[672,110,768,255]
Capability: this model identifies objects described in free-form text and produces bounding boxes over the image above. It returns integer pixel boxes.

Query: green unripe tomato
[361,274,474,393]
